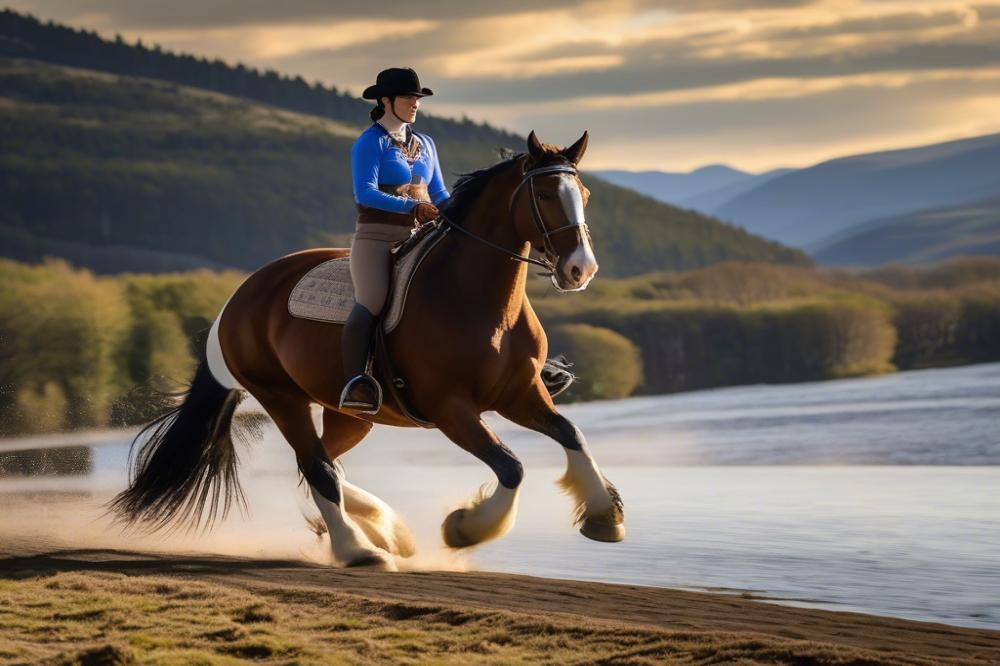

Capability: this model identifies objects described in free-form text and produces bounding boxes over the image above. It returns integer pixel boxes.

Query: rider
[339,67,450,414]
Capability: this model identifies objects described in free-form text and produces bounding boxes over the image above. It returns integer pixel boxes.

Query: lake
[1,362,998,629]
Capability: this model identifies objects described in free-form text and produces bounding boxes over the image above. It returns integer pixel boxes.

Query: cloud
[400,40,1000,106]
[247,1,999,105]
[130,19,436,62]
[557,73,1000,171]
[635,0,821,10]
[7,0,589,28]
[7,0,1000,170]
[764,8,980,40]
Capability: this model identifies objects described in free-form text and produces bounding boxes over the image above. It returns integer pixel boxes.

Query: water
[1,363,998,629]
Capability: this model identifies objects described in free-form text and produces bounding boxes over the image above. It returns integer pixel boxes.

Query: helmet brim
[363,86,434,100]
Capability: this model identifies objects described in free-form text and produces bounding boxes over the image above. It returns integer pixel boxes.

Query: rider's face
[384,95,420,123]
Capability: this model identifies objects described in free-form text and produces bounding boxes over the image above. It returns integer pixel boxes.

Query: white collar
[377,118,410,143]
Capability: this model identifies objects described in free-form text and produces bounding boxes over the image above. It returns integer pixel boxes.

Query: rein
[437,211,555,273]
[436,162,588,276]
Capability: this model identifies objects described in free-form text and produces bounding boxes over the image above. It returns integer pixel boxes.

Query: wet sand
[2,548,998,664]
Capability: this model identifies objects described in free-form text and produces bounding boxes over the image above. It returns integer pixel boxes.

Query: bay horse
[110,130,625,569]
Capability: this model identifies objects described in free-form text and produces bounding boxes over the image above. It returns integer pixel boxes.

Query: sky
[9,0,1000,172]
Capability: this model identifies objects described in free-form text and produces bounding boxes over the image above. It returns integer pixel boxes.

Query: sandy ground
[1,547,998,665]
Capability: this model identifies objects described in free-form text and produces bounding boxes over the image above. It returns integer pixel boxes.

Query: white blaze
[556,174,597,288]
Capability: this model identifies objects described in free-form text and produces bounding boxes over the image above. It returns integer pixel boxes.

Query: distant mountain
[813,197,1000,266]
[677,168,795,214]
[712,133,1000,249]
[593,165,751,206]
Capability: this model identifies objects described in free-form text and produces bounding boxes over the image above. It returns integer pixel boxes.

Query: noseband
[437,162,590,275]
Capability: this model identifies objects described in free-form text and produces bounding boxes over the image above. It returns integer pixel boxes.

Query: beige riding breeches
[350,223,414,316]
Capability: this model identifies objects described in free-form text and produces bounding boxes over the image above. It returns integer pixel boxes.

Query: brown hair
[369,96,394,122]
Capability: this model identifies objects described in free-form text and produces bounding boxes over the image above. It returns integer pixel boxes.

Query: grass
[0,570,939,665]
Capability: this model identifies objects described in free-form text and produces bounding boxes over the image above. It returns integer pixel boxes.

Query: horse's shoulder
[512,297,546,344]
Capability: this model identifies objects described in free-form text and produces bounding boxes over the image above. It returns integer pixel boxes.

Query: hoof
[580,516,626,543]
[442,508,475,549]
[344,550,397,571]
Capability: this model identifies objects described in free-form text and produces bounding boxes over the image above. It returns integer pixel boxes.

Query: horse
[109,130,625,569]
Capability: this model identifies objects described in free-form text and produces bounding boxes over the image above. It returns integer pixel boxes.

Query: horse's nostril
[571,265,582,281]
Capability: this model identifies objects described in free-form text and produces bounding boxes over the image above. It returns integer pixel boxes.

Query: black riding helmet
[362,67,433,99]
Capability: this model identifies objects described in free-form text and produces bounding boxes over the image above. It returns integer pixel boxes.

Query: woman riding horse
[110,120,624,569]
[341,67,450,414]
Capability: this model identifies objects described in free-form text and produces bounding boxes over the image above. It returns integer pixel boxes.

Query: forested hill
[0,9,809,276]
[0,9,517,147]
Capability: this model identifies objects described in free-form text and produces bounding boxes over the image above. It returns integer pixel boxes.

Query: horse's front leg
[498,382,625,542]
[431,399,524,548]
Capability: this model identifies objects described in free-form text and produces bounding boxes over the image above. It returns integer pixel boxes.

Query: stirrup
[338,374,383,415]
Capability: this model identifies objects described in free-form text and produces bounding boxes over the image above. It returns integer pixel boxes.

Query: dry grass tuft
[0,569,968,665]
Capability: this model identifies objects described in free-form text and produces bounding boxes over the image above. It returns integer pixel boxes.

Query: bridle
[437,161,590,276]
[510,163,591,261]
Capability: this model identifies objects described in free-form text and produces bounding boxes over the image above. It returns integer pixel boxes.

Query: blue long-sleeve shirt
[351,122,450,214]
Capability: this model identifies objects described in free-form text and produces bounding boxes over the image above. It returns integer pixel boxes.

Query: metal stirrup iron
[339,374,383,415]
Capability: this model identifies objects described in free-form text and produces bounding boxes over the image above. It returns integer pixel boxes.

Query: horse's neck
[439,171,530,315]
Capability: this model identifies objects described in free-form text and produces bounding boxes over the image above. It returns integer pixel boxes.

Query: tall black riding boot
[339,303,382,414]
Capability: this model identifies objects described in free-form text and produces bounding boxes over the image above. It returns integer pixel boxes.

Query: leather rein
[436,163,589,276]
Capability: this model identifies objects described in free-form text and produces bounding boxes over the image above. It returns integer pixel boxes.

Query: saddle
[287,221,444,332]
[287,221,577,425]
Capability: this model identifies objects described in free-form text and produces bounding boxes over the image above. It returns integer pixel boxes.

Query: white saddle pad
[287,227,445,333]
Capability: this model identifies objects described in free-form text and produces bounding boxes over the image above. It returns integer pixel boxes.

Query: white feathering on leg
[310,484,396,570]
[341,479,417,558]
[558,448,615,526]
[443,483,519,548]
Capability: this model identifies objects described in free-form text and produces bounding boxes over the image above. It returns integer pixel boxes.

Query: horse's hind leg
[433,400,524,548]
[498,382,625,543]
[252,388,394,568]
[321,409,416,558]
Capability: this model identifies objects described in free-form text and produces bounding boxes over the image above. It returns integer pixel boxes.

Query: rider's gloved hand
[411,202,439,225]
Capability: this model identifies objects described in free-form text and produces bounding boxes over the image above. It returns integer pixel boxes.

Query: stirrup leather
[339,374,383,415]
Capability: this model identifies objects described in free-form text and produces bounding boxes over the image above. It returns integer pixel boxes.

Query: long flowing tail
[108,359,248,532]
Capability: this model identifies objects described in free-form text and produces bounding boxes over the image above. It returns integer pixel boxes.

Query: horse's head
[510,131,597,292]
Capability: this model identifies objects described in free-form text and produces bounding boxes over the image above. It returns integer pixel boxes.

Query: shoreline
[1,548,998,664]
[2,361,998,445]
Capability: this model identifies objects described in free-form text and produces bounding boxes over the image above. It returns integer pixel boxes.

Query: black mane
[440,149,571,223]
[440,152,524,224]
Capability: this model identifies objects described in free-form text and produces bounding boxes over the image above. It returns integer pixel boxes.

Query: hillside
[813,197,1000,266]
[712,133,1000,249]
[0,9,520,149]
[0,11,809,276]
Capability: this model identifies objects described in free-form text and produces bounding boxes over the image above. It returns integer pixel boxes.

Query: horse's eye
[537,192,550,201]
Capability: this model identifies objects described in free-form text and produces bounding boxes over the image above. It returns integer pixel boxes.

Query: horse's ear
[527,130,546,161]
[563,131,589,165]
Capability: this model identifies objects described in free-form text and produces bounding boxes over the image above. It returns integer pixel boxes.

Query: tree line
[2,257,997,436]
